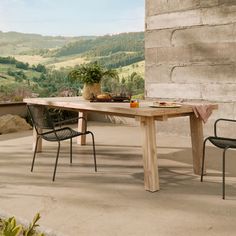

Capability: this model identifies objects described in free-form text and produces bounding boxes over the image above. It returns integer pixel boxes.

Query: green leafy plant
[0,217,22,236]
[0,213,45,236]
[23,213,44,236]
[68,62,118,85]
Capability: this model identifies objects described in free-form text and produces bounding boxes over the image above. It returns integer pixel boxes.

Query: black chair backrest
[27,105,55,133]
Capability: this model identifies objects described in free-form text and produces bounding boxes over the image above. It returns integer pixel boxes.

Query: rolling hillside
[0,31,95,55]
[53,32,144,57]
[0,31,144,69]
[50,32,144,69]
[0,31,145,101]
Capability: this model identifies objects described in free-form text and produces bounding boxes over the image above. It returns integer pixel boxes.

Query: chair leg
[201,138,208,182]
[70,138,72,165]
[222,147,228,200]
[88,132,97,172]
[53,141,61,181]
[31,136,40,172]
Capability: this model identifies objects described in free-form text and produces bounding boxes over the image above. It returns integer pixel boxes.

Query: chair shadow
[1,141,236,199]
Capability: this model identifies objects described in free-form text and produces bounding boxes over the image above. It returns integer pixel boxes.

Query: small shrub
[0,213,45,236]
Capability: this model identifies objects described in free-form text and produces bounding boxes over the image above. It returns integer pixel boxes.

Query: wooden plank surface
[140,116,159,192]
[190,114,204,175]
[24,97,197,118]
[77,112,87,145]
[32,106,44,152]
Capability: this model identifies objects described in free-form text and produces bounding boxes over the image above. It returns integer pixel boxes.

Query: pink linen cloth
[192,104,214,123]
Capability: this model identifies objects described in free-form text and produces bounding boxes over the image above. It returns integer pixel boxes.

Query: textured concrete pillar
[145,0,236,135]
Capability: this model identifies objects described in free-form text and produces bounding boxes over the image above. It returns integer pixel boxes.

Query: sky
[0,0,145,36]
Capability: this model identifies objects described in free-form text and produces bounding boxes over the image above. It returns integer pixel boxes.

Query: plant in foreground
[0,213,44,236]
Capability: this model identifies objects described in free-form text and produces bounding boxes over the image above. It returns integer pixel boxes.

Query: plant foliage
[0,213,44,236]
[68,62,118,84]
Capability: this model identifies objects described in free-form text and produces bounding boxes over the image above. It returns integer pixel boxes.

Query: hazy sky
[0,0,145,36]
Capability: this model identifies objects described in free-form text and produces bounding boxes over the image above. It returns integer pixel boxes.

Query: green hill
[0,31,95,55]
[51,32,144,69]
[54,32,144,57]
[0,31,145,101]
[0,31,144,70]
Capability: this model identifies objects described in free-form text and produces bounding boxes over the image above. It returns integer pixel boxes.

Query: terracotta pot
[82,83,101,100]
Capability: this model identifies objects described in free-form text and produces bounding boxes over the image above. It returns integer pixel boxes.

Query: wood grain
[140,116,159,192]
[77,112,87,145]
[190,114,203,175]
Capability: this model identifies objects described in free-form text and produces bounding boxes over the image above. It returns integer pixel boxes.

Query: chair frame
[201,118,236,199]
[27,105,97,181]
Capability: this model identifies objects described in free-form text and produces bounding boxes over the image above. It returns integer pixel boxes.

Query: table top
[23,97,217,118]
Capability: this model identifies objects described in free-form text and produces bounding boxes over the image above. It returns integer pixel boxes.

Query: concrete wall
[0,102,27,117]
[145,0,236,136]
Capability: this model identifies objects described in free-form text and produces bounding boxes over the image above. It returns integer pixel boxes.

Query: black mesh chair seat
[208,136,236,149]
[43,128,89,142]
[201,118,236,199]
[27,105,97,181]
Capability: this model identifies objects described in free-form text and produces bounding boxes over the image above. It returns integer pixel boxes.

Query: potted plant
[68,62,117,100]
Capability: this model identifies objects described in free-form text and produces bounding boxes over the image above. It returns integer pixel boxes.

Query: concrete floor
[0,122,236,236]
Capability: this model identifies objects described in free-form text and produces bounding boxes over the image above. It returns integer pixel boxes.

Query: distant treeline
[91,52,144,69]
[53,32,144,57]
[0,56,46,72]
[0,30,94,55]
[49,32,145,69]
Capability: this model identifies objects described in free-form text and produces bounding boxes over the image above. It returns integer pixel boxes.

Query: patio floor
[0,121,236,236]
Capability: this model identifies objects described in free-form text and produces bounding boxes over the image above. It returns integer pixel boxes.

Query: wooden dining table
[24,97,217,192]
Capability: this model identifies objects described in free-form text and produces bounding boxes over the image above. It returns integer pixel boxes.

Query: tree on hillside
[16,61,29,70]
[7,69,27,82]
[0,56,16,64]
[125,72,144,96]
[32,64,46,73]
[101,74,120,93]
[53,32,144,60]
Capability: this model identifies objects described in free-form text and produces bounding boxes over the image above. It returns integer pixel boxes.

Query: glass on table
[130,100,139,108]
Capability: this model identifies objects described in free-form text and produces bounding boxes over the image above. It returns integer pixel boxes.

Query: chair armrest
[214,118,236,137]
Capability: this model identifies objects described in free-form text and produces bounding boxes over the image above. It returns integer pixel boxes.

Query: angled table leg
[190,114,204,175]
[32,106,43,152]
[139,116,159,192]
[77,112,87,145]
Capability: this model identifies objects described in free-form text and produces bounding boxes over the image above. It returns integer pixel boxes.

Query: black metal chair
[201,118,236,199]
[27,104,97,181]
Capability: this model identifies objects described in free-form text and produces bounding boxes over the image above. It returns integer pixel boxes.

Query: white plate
[149,104,182,108]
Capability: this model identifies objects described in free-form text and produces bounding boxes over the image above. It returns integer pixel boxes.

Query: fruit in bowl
[92,93,112,101]
[97,93,111,100]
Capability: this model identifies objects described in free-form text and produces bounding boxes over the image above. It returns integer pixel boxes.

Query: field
[0,75,15,86]
[118,61,145,78]
[0,64,16,85]
[0,57,145,88]
[14,55,51,66]
[0,63,41,86]
[14,54,89,69]
[12,55,145,78]
[48,56,88,69]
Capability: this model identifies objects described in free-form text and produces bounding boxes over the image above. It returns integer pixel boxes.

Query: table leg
[31,106,43,152]
[190,114,204,175]
[77,112,87,145]
[140,117,159,192]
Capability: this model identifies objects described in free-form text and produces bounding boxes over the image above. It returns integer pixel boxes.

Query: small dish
[149,102,182,108]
